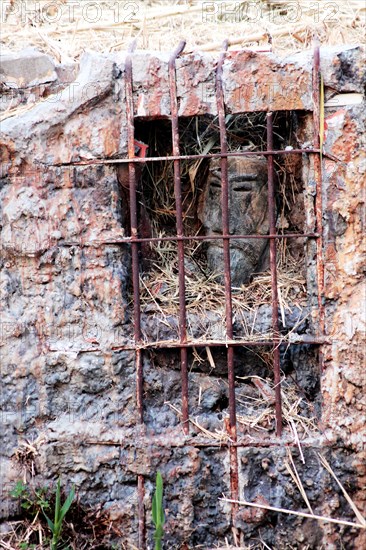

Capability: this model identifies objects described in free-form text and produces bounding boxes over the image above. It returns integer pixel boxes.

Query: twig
[166,402,231,442]
[284,449,313,513]
[220,498,366,529]
[318,454,366,527]
[198,23,311,52]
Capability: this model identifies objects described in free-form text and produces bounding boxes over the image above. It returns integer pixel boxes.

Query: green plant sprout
[10,480,50,517]
[152,471,165,550]
[42,478,75,550]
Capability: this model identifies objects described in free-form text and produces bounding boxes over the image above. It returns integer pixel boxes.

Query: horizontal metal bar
[51,337,328,355]
[83,437,328,449]
[185,439,329,448]
[41,148,322,167]
[110,337,328,351]
[59,232,319,247]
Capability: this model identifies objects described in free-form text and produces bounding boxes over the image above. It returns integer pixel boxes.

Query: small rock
[0,48,57,88]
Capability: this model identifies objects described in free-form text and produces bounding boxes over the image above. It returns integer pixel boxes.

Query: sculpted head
[198,156,269,286]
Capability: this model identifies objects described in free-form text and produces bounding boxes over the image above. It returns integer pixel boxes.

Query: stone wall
[0,45,365,548]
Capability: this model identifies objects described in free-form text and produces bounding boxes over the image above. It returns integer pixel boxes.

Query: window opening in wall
[132,113,313,343]
[129,112,320,481]
[88,41,324,548]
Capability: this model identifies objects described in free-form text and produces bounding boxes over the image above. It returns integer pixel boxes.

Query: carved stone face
[198,156,269,286]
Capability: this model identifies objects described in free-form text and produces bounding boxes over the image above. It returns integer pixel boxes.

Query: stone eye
[231,173,257,191]
[210,174,222,189]
[233,182,253,191]
[210,180,222,189]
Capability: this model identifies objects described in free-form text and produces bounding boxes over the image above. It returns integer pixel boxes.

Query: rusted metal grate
[121,40,325,547]
[47,40,325,547]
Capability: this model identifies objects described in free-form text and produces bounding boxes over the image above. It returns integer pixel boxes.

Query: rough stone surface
[321,103,366,450]
[0,46,365,549]
[0,48,78,114]
[0,47,57,88]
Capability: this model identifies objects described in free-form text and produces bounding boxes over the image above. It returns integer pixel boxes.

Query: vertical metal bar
[266,113,283,437]
[312,43,325,335]
[125,49,143,422]
[168,41,189,435]
[125,51,145,549]
[137,475,145,548]
[216,39,239,520]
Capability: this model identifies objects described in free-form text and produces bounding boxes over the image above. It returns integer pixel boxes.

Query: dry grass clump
[1,437,121,549]
[1,1,365,60]
[1,479,120,550]
[136,112,308,345]
[235,375,318,440]
[168,372,319,445]
[12,437,46,480]
[139,236,307,344]
[0,505,120,550]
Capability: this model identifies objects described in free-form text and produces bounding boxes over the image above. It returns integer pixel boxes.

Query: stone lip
[0,48,80,114]
[205,242,269,286]
[0,51,121,169]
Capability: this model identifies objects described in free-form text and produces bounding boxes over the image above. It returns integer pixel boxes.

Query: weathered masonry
[0,44,365,548]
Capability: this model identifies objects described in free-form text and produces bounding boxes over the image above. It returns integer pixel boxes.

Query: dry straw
[221,497,366,530]
[1,1,365,60]
[219,450,366,534]
[167,373,319,445]
[139,235,307,345]
[236,374,318,440]
[137,112,309,346]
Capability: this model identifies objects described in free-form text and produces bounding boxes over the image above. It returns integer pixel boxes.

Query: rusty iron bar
[312,44,325,336]
[59,232,320,248]
[169,41,189,435]
[215,39,239,522]
[125,51,146,550]
[216,39,235,431]
[184,438,330,448]
[266,112,283,438]
[125,53,143,423]
[73,337,330,355]
[84,437,330,449]
[83,337,329,353]
[137,475,145,548]
[47,148,323,167]
[132,338,326,349]
[108,337,328,352]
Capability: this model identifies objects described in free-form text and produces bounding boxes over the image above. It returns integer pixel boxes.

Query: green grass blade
[152,492,158,526]
[43,510,55,532]
[55,478,61,525]
[155,472,163,524]
[59,486,75,522]
[154,525,164,539]
[152,471,164,548]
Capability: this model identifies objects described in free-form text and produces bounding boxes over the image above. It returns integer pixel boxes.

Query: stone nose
[229,216,236,235]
